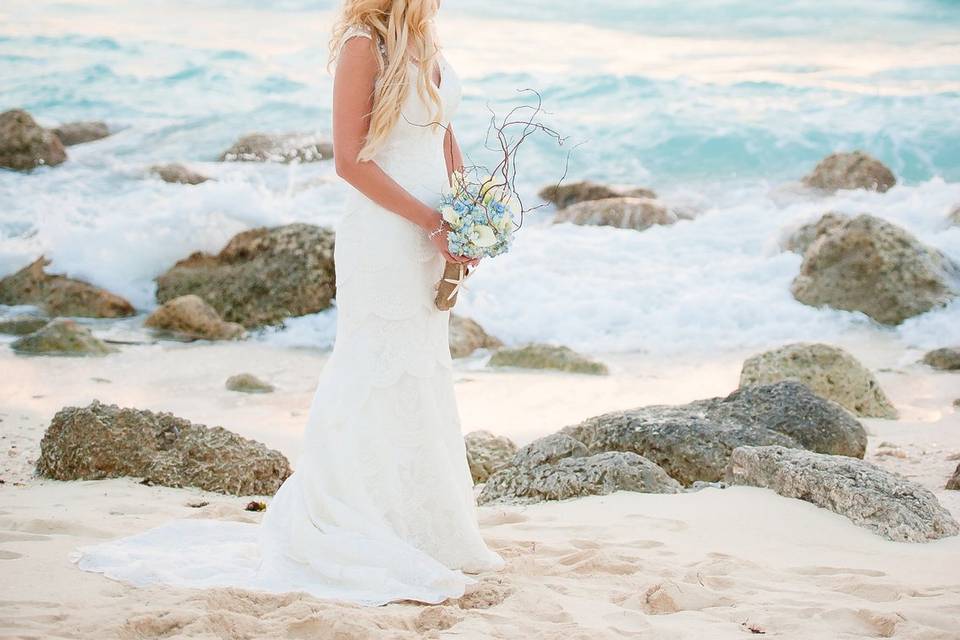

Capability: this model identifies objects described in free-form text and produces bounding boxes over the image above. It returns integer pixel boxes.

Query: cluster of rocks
[0,224,606,370]
[219,132,334,163]
[539,180,693,232]
[0,109,111,171]
[1,109,336,185]
[470,376,957,542]
[155,223,336,329]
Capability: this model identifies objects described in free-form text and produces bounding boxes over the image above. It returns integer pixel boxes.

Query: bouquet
[432,90,568,310]
[441,169,519,259]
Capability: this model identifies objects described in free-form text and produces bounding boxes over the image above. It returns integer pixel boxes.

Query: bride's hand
[428,218,471,264]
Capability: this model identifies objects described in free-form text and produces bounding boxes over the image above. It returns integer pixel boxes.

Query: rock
[562,405,801,486]
[155,224,336,328]
[954,398,960,409]
[449,314,502,358]
[706,381,867,458]
[554,197,677,231]
[513,433,589,469]
[740,343,897,419]
[477,450,681,505]
[464,430,516,483]
[226,373,274,393]
[947,463,960,490]
[0,316,49,335]
[51,121,110,146]
[150,163,210,185]
[488,343,608,375]
[0,109,67,171]
[36,400,291,496]
[781,212,849,255]
[802,151,896,193]
[145,294,246,341]
[10,318,115,356]
[726,446,959,542]
[948,205,960,227]
[539,180,656,209]
[219,132,333,163]
[559,381,860,485]
[791,214,960,325]
[921,347,960,371]
[0,257,136,318]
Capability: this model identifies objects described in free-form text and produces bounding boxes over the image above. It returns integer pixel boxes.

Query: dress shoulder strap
[337,24,387,61]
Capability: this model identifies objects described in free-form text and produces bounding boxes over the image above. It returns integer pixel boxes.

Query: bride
[72,0,506,607]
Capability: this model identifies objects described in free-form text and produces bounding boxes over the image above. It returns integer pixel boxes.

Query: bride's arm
[333,37,466,263]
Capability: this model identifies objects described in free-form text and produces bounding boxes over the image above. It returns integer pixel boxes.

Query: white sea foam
[2,0,958,356]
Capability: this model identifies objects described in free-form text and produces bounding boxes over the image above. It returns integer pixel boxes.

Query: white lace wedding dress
[71,25,506,606]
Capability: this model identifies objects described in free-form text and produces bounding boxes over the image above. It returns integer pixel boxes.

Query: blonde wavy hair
[329,0,445,162]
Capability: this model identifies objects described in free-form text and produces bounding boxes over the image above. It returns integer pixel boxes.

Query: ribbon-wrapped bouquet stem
[430,90,569,310]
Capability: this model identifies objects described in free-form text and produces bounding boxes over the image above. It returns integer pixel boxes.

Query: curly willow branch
[400,88,574,231]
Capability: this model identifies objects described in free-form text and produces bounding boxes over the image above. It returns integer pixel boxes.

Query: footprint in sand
[613,580,736,615]
[821,608,904,638]
[478,510,528,526]
[456,576,513,609]
[791,566,886,578]
[0,517,114,538]
[556,548,638,575]
[0,531,49,543]
[415,605,463,632]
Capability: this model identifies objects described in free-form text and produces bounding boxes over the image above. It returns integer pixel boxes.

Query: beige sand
[1,333,959,639]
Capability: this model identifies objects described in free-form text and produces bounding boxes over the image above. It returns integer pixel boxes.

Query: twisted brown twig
[402,88,574,230]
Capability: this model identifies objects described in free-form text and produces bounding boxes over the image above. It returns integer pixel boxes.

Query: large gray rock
[704,381,867,458]
[150,163,210,185]
[740,343,897,419]
[539,180,656,209]
[36,400,291,496]
[11,318,115,356]
[478,450,681,505]
[489,343,608,375]
[554,196,678,231]
[802,151,896,193]
[155,224,335,328]
[145,294,246,341]
[560,381,864,485]
[921,347,960,371]
[948,204,960,227]
[464,430,516,484]
[219,133,333,163]
[726,446,959,543]
[562,406,800,486]
[51,121,110,146]
[791,214,960,325]
[0,109,67,171]
[781,212,849,255]
[449,314,502,358]
[0,257,135,318]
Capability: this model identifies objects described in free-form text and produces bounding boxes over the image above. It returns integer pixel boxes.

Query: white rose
[440,205,460,227]
[472,224,498,248]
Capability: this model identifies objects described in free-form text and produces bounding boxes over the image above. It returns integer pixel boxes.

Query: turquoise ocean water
[1,0,959,353]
